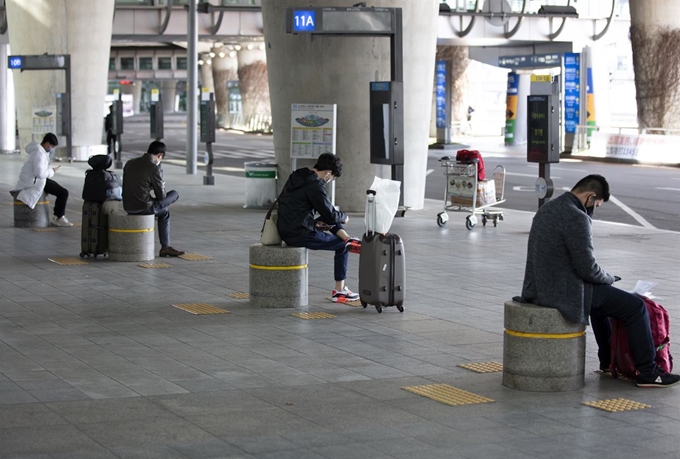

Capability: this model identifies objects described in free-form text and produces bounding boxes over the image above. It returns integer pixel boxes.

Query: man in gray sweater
[519,175,679,387]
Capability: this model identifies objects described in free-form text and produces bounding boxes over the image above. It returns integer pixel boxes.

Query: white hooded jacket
[13,141,55,209]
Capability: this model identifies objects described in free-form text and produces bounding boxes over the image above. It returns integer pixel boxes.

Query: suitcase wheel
[79,252,85,259]
[397,303,404,313]
[361,300,368,309]
[375,305,383,313]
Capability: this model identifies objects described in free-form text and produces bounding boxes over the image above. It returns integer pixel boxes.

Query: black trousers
[43,179,69,218]
[127,190,179,248]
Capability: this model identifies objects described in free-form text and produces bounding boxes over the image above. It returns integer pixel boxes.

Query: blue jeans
[589,284,656,376]
[127,190,179,248]
[285,224,348,282]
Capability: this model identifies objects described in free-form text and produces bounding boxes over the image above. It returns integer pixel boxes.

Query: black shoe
[635,369,680,388]
[159,246,185,257]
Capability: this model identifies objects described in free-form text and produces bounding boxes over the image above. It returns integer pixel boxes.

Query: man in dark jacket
[122,141,185,257]
[519,175,679,387]
[104,105,115,156]
[277,153,361,303]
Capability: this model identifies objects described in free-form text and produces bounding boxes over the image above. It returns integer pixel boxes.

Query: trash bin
[244,162,277,209]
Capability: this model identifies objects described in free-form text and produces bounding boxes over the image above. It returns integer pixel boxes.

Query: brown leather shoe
[159,246,185,257]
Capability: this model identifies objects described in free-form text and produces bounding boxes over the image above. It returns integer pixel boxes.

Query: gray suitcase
[80,200,108,259]
[358,190,405,313]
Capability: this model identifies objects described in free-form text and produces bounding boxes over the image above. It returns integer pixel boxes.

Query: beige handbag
[260,191,283,246]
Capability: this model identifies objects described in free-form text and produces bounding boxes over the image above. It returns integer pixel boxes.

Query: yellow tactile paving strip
[291,312,337,320]
[228,292,250,299]
[179,253,213,261]
[33,228,58,232]
[458,362,504,373]
[138,263,172,269]
[582,398,651,413]
[326,297,362,307]
[172,303,230,315]
[402,384,495,406]
[48,257,88,266]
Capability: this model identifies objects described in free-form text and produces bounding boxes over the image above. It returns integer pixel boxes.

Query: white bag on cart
[365,176,401,234]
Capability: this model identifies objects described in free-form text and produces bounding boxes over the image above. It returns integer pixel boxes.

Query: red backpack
[455,150,486,180]
[610,294,673,379]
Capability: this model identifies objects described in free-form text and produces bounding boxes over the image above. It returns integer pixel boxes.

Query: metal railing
[573,124,680,165]
[575,124,680,152]
[224,113,272,133]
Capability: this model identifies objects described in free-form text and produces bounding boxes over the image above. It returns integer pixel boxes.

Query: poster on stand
[290,104,337,159]
[31,105,57,142]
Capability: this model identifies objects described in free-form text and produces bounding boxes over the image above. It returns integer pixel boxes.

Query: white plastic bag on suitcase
[365,176,401,234]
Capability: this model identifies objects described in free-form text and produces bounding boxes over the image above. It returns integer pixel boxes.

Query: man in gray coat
[123,141,184,258]
[519,175,679,387]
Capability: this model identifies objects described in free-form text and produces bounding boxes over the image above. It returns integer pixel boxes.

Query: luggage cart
[436,156,506,230]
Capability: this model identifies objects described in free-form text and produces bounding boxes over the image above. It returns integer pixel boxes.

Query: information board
[290,104,337,159]
[563,53,580,134]
[31,105,56,142]
[435,61,447,129]
[287,7,395,35]
[527,95,559,163]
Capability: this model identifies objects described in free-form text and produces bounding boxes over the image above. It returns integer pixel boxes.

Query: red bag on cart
[456,150,486,180]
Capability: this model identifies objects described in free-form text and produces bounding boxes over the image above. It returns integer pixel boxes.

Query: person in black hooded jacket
[277,153,362,303]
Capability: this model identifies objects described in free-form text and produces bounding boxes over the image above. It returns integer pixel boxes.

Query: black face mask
[585,196,595,217]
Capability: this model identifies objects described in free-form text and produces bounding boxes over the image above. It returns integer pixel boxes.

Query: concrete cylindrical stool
[11,191,50,228]
[108,211,155,262]
[249,244,307,308]
[503,300,586,392]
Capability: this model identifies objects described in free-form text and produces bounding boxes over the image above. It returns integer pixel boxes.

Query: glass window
[120,57,135,70]
[109,58,116,71]
[139,57,153,70]
[176,57,187,70]
[158,57,173,70]
[116,0,152,4]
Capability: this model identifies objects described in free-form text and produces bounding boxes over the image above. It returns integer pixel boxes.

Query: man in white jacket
[12,133,73,227]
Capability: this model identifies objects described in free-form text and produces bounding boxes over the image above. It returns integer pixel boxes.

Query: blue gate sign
[563,52,580,134]
[8,56,23,69]
[435,60,447,129]
[293,10,317,32]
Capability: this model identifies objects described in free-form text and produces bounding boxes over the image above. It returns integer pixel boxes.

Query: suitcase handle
[365,189,377,235]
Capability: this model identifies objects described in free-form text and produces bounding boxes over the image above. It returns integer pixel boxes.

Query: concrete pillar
[514,74,530,145]
[0,43,17,153]
[211,45,238,127]
[237,42,270,123]
[121,81,142,115]
[629,0,680,129]
[262,0,439,211]
[161,80,177,113]
[199,54,214,92]
[6,0,115,160]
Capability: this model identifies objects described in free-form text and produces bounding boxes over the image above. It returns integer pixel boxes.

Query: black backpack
[82,155,122,202]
